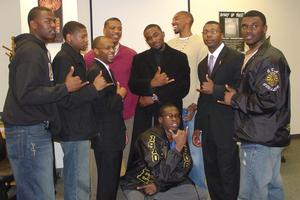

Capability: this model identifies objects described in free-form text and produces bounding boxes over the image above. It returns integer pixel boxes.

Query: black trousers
[94,150,123,200]
[202,131,240,200]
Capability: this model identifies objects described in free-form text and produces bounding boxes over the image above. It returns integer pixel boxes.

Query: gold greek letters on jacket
[182,145,191,168]
[137,168,151,184]
[148,135,159,162]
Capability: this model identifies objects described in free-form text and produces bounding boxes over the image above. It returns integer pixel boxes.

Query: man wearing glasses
[192,21,243,200]
[87,36,127,200]
[121,103,203,200]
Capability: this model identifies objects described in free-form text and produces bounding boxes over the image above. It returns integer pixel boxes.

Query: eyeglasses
[202,30,220,35]
[161,113,181,119]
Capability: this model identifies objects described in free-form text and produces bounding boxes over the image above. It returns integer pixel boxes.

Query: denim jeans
[182,109,207,190]
[60,140,90,200]
[5,123,55,200]
[238,143,284,200]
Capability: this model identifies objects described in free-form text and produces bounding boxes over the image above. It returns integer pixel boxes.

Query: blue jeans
[182,109,207,190]
[5,123,55,200]
[238,143,284,200]
[60,140,90,200]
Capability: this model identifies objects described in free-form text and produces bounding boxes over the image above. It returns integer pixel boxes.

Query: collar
[94,57,110,69]
[94,57,115,81]
[151,126,174,142]
[15,33,48,52]
[150,43,166,54]
[255,37,271,56]
[208,42,225,58]
[178,36,191,40]
[114,43,120,55]
[61,43,84,62]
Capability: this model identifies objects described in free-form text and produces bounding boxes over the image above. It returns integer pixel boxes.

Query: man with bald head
[168,11,207,196]
[87,36,127,200]
[85,17,138,174]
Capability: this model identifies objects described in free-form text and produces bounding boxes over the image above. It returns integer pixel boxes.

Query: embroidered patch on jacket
[263,68,280,91]
[137,168,151,184]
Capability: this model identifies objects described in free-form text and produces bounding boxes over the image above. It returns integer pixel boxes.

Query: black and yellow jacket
[121,126,192,192]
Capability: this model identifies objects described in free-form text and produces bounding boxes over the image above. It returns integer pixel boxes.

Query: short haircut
[159,103,179,116]
[243,10,267,25]
[104,17,121,28]
[27,6,52,26]
[62,21,86,39]
[204,21,223,33]
[177,11,194,25]
[92,36,104,49]
[143,24,162,34]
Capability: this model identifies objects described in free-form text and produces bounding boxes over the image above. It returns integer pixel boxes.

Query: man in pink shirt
[84,17,138,172]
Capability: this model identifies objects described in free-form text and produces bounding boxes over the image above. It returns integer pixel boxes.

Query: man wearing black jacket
[87,36,127,200]
[220,10,291,200]
[52,21,108,200]
[3,7,85,200]
[121,103,202,200]
[192,21,243,200]
[128,24,190,163]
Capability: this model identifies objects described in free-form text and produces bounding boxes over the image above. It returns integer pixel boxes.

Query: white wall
[20,0,78,58]
[0,0,21,112]
[0,1,299,135]
[190,0,300,134]
[90,0,187,53]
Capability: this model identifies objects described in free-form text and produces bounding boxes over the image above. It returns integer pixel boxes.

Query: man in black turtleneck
[128,24,190,164]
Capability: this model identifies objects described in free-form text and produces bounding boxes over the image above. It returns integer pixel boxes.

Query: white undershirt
[208,43,225,67]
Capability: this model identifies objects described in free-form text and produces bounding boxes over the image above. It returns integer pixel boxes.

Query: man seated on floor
[120,103,202,200]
